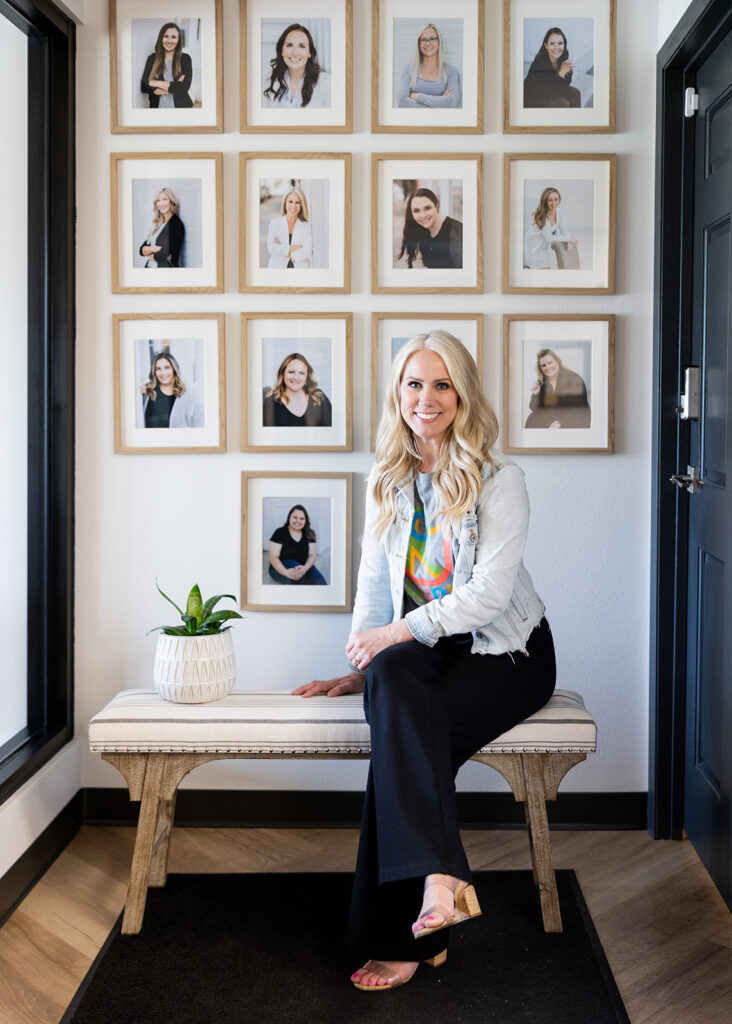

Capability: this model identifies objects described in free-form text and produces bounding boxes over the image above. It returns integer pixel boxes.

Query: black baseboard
[81,788,648,831]
[0,792,81,928]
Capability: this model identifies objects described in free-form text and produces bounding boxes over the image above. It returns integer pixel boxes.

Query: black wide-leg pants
[346,618,556,962]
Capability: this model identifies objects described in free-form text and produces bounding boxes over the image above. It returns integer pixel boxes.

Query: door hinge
[670,465,703,494]
[685,87,699,117]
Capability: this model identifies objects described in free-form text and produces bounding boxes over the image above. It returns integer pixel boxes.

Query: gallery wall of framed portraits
[77,0,660,793]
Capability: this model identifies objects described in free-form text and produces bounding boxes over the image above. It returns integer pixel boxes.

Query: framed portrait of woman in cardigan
[110,0,223,133]
[503,0,616,133]
[502,314,614,453]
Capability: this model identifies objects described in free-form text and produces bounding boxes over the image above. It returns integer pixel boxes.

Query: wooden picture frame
[503,0,616,133]
[240,0,353,133]
[370,313,484,449]
[109,0,224,133]
[111,152,224,294]
[241,472,352,612]
[502,314,614,453]
[372,153,483,293]
[241,313,353,452]
[113,313,226,454]
[240,152,351,293]
[372,0,484,134]
[503,152,616,294]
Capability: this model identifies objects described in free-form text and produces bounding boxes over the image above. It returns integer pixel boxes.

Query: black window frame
[0,0,74,805]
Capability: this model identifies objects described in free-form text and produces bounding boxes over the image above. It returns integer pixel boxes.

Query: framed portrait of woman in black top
[372,153,483,293]
[110,0,223,133]
[241,312,353,452]
[503,0,616,133]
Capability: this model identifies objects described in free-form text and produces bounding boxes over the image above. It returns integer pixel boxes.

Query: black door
[683,27,732,907]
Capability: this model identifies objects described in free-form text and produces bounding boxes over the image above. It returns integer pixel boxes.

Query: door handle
[669,465,704,494]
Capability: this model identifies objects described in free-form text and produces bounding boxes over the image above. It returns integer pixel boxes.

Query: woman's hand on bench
[292,673,365,698]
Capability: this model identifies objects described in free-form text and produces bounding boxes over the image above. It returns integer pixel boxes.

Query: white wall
[658,0,696,48]
[74,0,658,799]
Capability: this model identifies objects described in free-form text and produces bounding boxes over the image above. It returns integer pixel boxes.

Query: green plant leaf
[155,579,184,617]
[146,624,188,636]
[186,585,203,629]
[200,610,243,629]
[200,593,238,621]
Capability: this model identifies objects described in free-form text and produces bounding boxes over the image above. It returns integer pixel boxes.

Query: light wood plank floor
[0,826,730,1024]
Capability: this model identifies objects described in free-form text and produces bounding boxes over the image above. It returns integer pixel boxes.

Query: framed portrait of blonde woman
[503,153,616,294]
[240,0,352,132]
[240,153,351,293]
[241,313,352,452]
[503,314,614,454]
[373,0,484,133]
[373,153,483,293]
[503,0,616,133]
[113,313,226,454]
[370,313,484,449]
[111,152,223,293]
[241,472,352,612]
[110,0,223,133]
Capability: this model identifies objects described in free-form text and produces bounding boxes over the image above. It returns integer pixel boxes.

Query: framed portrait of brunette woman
[241,312,353,451]
[110,0,223,133]
[370,313,484,449]
[240,0,352,132]
[373,0,484,133]
[503,0,616,133]
[241,472,352,612]
[503,314,614,454]
[372,153,483,293]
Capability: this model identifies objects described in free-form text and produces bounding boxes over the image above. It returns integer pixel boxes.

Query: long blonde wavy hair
[371,331,499,540]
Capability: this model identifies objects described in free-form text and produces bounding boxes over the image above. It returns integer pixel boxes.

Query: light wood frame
[502,152,616,295]
[370,313,484,449]
[239,152,352,293]
[372,152,484,294]
[241,312,353,452]
[113,312,226,454]
[503,0,616,134]
[111,151,224,294]
[372,0,485,134]
[241,471,352,613]
[502,314,614,454]
[109,0,224,134]
[240,0,353,133]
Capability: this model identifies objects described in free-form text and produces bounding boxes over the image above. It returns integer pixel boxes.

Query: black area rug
[62,871,629,1024]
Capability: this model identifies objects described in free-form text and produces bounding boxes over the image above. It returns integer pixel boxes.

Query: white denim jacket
[350,452,545,660]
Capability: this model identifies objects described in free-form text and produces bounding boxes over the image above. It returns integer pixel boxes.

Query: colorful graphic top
[404,472,454,607]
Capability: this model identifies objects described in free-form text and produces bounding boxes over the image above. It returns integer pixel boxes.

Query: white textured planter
[153,632,237,704]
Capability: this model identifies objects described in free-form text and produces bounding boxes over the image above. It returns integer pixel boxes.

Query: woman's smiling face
[288,508,307,531]
[539,354,560,379]
[418,27,439,58]
[410,195,439,232]
[284,359,308,393]
[282,30,311,71]
[544,33,565,62]
[162,27,179,52]
[156,191,172,215]
[154,357,174,386]
[284,192,302,218]
[399,349,458,448]
[546,191,561,212]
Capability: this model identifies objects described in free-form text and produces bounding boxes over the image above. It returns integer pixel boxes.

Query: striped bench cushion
[89,689,596,755]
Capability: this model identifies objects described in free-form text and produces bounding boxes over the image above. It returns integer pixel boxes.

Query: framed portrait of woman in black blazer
[503,0,616,133]
[110,0,223,133]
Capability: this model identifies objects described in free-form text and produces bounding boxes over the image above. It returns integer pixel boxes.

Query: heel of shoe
[456,883,482,920]
[423,949,447,968]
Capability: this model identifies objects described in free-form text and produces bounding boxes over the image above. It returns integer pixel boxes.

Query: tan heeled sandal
[412,880,482,938]
[351,949,447,992]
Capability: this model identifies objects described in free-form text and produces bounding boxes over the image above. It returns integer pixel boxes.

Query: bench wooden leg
[122,754,166,934]
[522,754,562,933]
[148,791,177,888]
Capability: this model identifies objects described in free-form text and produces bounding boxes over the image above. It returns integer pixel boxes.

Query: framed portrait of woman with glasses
[373,0,484,133]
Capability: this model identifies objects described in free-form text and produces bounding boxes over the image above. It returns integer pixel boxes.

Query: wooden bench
[89,688,596,935]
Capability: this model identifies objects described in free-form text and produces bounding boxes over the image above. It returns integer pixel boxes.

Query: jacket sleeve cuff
[404,606,442,647]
